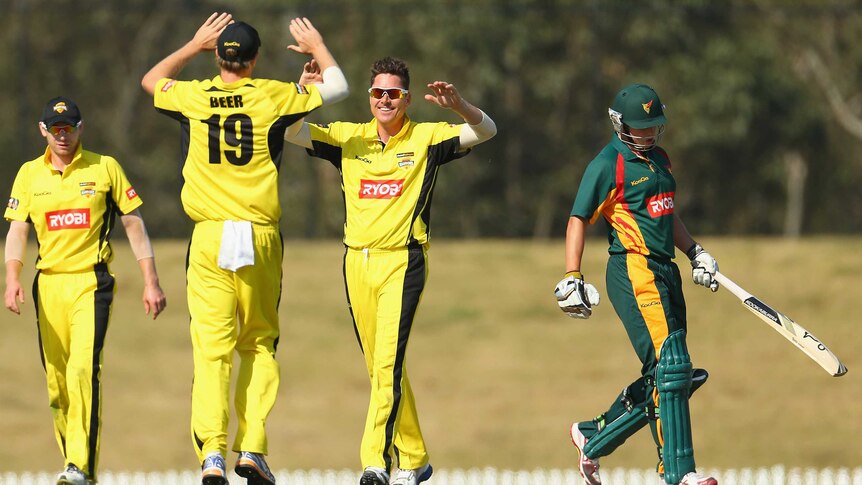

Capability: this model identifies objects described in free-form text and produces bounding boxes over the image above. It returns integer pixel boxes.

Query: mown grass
[0,238,859,472]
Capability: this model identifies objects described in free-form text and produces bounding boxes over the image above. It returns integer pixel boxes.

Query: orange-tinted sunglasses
[368,87,408,99]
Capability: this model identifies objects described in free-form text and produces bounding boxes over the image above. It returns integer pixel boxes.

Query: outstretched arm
[121,210,167,319]
[425,81,497,148]
[4,221,29,315]
[287,18,348,104]
[141,12,233,95]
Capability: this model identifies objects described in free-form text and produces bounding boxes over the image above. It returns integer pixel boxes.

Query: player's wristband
[685,243,704,261]
[565,270,583,279]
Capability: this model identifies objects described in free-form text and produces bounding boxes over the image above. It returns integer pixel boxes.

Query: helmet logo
[642,100,653,114]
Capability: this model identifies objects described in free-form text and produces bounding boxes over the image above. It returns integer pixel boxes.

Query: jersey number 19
[203,114,253,166]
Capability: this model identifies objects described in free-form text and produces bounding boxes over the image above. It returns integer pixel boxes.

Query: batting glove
[687,244,719,292]
[554,271,601,319]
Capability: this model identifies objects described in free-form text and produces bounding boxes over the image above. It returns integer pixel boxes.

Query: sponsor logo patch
[46,208,90,230]
[356,156,373,164]
[161,79,177,92]
[398,160,414,167]
[79,181,96,187]
[359,179,404,199]
[397,152,414,158]
[630,176,649,187]
[646,192,674,218]
[80,189,96,197]
[7,197,19,210]
[126,187,138,200]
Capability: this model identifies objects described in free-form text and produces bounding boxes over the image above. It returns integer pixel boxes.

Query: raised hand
[424,81,465,110]
[299,59,323,85]
[192,12,233,52]
[287,17,325,56]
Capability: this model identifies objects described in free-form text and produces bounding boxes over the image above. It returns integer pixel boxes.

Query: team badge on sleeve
[7,197,19,210]
[161,80,177,92]
[126,187,138,200]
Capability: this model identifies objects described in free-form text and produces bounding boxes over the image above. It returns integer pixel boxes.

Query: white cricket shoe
[56,464,91,485]
[390,463,433,485]
[570,422,602,485]
[679,471,718,485]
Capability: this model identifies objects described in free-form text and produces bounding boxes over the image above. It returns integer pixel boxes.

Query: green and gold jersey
[154,76,323,224]
[4,145,143,272]
[307,117,466,249]
[572,135,677,259]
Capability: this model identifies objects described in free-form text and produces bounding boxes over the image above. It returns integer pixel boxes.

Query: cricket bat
[714,271,848,377]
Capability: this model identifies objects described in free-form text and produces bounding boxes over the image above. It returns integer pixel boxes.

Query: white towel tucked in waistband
[218,220,255,272]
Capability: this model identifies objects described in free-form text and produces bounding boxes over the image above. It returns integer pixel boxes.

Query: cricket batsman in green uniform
[554,83,719,485]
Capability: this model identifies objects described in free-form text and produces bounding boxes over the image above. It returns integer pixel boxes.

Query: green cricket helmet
[608,83,666,151]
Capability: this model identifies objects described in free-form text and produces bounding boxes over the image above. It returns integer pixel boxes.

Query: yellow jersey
[154,76,323,223]
[307,117,466,249]
[5,145,143,272]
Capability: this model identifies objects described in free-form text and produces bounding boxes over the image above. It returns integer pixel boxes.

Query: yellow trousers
[187,221,282,462]
[344,245,429,472]
[35,264,115,481]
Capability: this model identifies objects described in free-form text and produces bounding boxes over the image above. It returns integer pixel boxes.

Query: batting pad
[656,329,695,484]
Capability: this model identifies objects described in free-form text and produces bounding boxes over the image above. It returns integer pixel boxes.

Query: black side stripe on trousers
[89,263,114,479]
[382,247,426,471]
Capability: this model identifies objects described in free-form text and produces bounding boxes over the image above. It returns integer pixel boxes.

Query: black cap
[217,22,261,63]
[41,96,82,127]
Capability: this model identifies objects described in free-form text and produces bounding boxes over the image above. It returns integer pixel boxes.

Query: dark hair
[370,56,410,89]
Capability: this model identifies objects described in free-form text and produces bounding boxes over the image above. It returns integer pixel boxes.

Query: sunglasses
[368,87,408,99]
[41,121,81,137]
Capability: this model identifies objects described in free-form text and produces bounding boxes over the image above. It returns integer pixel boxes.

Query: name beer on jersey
[360,179,405,199]
[46,208,90,230]
[646,192,675,218]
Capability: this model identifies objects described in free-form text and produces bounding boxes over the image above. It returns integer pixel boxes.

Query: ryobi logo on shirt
[646,192,675,218]
[46,208,90,230]
[359,179,405,199]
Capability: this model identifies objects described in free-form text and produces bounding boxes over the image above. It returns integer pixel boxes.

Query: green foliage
[1,0,861,237]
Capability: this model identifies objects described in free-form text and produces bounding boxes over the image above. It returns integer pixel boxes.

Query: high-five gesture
[287,17,326,56]
[192,12,233,52]
[424,81,483,125]
[298,59,323,85]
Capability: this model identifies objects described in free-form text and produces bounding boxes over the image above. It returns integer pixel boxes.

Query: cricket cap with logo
[41,96,82,128]
[609,83,666,129]
[217,21,261,63]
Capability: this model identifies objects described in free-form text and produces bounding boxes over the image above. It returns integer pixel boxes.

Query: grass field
[0,237,859,473]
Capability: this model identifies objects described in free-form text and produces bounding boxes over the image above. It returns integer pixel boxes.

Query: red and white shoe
[569,422,601,485]
[679,471,718,485]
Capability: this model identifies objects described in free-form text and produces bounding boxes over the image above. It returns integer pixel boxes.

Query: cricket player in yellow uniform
[141,13,347,485]
[285,56,497,485]
[4,96,166,485]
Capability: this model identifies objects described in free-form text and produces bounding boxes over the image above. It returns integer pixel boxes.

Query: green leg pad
[582,375,652,458]
[582,405,648,458]
[657,329,695,484]
[583,368,709,461]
